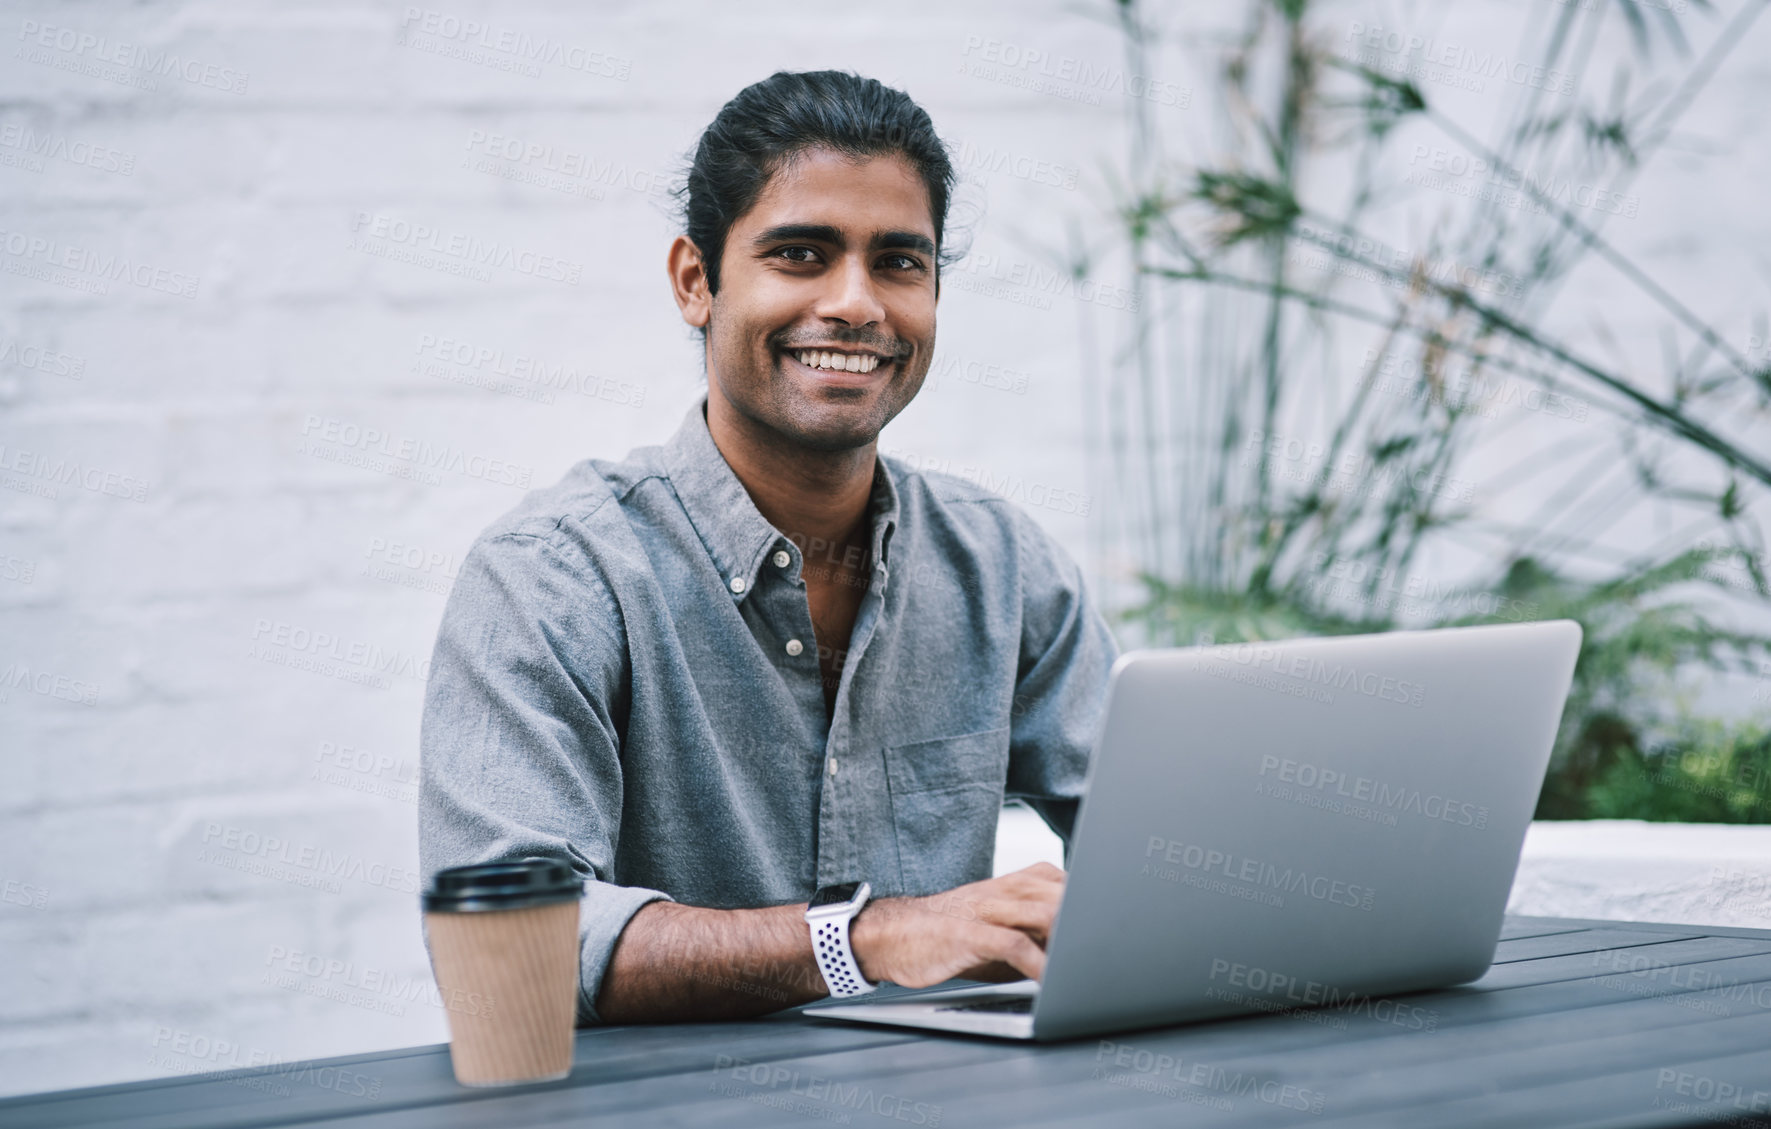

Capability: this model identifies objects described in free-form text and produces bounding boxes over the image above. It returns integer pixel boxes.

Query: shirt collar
[661,396,900,603]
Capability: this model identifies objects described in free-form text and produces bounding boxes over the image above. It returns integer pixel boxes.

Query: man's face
[702,147,938,452]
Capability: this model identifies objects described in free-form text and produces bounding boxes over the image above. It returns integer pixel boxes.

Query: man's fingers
[946,922,1040,982]
[987,923,1047,982]
[953,959,1031,984]
[950,861,1063,903]
[984,863,1064,896]
[878,909,1050,988]
[998,864,1066,902]
[968,879,1063,940]
[916,870,1066,950]
[980,894,1059,945]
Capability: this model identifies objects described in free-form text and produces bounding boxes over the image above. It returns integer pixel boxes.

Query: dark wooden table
[11,914,1771,1128]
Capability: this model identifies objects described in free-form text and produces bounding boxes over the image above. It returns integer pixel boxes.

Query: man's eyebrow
[874,230,937,257]
[751,223,937,258]
[753,223,844,249]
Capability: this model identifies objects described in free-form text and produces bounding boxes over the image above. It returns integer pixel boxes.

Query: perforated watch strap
[811,911,876,997]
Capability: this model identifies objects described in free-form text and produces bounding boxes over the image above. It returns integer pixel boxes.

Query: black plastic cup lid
[422,858,584,913]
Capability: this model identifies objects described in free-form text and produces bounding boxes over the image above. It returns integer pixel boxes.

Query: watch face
[810,882,862,908]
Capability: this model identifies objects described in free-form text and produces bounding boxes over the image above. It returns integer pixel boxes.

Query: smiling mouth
[786,348,890,375]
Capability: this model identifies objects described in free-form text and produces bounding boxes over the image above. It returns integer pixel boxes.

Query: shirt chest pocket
[883,725,1011,896]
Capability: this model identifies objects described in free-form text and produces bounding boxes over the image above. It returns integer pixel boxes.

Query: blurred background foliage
[1079,0,1771,820]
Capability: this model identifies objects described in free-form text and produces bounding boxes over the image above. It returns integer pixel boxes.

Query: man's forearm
[594,900,829,1023]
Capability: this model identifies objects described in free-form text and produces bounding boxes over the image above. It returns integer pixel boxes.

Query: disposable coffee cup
[423,858,583,1087]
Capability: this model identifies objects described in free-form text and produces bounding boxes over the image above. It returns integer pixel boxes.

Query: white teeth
[794,350,883,373]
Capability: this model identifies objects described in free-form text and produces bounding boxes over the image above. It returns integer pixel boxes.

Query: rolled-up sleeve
[418,530,672,1026]
[1004,511,1120,862]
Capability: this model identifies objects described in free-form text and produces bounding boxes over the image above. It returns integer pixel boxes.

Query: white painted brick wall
[5,0,1769,1100]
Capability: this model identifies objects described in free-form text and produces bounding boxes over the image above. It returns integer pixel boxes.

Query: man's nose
[816,254,886,326]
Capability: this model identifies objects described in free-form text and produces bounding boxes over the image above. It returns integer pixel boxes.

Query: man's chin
[769,405,887,453]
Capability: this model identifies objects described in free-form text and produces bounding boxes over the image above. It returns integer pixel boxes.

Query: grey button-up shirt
[419,396,1118,1023]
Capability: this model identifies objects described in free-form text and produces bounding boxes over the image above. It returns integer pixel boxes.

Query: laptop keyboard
[935,995,1034,1014]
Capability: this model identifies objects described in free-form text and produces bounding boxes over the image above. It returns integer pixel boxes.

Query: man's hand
[594,863,1066,1022]
[847,862,1065,989]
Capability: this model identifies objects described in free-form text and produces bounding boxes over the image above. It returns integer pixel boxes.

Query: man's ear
[667,235,711,329]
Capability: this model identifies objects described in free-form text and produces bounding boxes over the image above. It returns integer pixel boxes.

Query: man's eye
[882,254,926,272]
[777,246,819,263]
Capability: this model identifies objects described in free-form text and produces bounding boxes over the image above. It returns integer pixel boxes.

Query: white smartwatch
[806,881,878,997]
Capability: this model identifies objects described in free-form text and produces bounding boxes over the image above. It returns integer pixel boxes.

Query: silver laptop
[806,620,1583,1041]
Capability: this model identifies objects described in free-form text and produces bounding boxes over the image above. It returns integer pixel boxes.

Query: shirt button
[785,638,804,657]
[773,550,791,568]
[729,576,746,594]
[828,757,838,777]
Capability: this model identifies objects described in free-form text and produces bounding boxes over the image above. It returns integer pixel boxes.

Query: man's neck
[703,391,875,554]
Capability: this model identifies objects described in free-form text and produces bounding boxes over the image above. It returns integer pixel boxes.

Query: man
[419,70,1117,1025]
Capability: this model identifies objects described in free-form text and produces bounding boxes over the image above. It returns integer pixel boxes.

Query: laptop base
[804,981,1038,1040]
